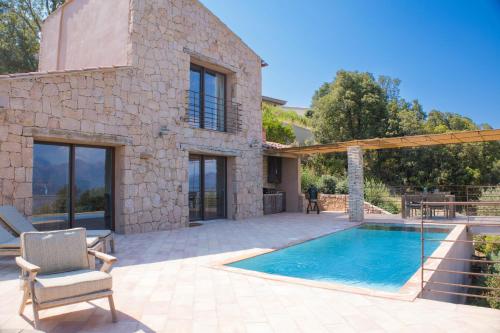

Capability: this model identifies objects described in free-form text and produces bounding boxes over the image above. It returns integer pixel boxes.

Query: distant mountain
[33,157,106,196]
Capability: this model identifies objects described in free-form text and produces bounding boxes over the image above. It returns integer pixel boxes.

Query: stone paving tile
[0,212,498,332]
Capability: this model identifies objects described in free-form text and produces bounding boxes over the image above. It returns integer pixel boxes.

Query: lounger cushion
[0,206,112,242]
[0,237,19,248]
[0,205,35,235]
[0,225,18,246]
[1,236,97,249]
[21,229,89,274]
[34,269,112,303]
[86,230,112,238]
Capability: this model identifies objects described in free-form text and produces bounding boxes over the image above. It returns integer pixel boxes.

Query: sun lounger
[0,223,102,257]
[0,205,115,253]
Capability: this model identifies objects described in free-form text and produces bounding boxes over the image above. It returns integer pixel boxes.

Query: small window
[188,64,226,131]
[267,156,282,184]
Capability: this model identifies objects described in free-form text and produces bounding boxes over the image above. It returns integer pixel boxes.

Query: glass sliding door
[32,142,114,231]
[203,157,226,219]
[189,155,202,221]
[73,147,113,230]
[188,154,226,221]
[32,144,71,230]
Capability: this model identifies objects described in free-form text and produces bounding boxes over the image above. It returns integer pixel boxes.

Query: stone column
[347,146,364,222]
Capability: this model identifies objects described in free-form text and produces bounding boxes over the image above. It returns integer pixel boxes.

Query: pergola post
[347,146,364,222]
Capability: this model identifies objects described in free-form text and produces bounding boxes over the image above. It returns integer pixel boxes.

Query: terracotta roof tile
[262,141,292,149]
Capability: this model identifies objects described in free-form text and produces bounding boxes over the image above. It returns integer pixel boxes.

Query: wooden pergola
[267,129,500,156]
[264,129,500,222]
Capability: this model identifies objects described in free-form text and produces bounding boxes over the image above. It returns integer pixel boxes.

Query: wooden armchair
[16,228,117,328]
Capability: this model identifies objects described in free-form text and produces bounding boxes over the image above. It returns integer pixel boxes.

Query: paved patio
[0,212,499,332]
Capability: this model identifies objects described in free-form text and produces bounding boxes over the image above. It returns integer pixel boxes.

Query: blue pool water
[227,224,451,292]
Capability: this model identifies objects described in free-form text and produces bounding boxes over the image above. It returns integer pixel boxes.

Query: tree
[305,70,500,188]
[262,104,296,144]
[0,0,65,74]
[311,82,330,108]
[312,70,388,143]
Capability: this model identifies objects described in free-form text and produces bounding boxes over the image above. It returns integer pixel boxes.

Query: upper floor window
[189,64,226,132]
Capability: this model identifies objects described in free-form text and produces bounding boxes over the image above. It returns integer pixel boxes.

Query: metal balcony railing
[419,201,500,307]
[185,90,242,134]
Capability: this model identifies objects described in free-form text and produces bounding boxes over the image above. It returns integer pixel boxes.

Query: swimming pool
[226,223,451,292]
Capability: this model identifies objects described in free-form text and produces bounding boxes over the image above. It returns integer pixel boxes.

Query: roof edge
[0,66,133,81]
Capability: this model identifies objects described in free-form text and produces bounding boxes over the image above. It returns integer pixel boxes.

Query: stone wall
[0,0,264,233]
[317,194,348,212]
[316,194,392,214]
[347,146,364,222]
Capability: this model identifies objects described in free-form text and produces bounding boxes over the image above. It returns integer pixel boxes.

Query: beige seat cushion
[86,237,99,248]
[34,269,112,303]
[22,228,89,274]
[86,230,112,238]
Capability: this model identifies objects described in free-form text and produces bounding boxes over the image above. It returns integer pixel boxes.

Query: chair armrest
[88,250,117,273]
[15,257,40,281]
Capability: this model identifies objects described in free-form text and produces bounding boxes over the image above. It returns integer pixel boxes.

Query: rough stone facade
[0,0,264,233]
[347,146,364,222]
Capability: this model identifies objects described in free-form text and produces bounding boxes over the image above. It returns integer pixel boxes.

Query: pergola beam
[266,129,500,156]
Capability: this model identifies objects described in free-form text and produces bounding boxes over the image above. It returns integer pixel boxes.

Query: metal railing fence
[185,90,242,133]
[419,201,500,307]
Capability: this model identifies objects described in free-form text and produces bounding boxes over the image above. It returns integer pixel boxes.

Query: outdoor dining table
[401,193,456,219]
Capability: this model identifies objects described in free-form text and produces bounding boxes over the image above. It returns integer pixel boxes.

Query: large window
[189,64,226,132]
[189,155,226,221]
[32,142,114,231]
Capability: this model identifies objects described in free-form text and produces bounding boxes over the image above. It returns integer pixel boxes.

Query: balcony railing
[185,90,242,134]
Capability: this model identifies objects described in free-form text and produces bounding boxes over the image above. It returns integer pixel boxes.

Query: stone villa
[0,0,302,234]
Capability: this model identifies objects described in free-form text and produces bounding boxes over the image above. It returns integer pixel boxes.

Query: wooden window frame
[190,63,228,132]
[33,141,115,231]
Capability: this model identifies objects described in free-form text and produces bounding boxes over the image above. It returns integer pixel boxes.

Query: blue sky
[200,0,500,128]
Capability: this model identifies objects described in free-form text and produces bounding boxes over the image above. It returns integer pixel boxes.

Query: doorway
[32,142,114,231]
[189,155,226,221]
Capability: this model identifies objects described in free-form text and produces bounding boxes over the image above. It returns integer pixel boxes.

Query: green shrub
[474,235,500,259]
[262,104,296,144]
[486,274,500,309]
[364,178,388,207]
[364,178,400,214]
[334,175,349,194]
[301,167,319,192]
[478,187,500,216]
[317,175,336,194]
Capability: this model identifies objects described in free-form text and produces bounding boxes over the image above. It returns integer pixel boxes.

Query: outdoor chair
[16,228,117,328]
[306,186,320,214]
[0,205,115,253]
